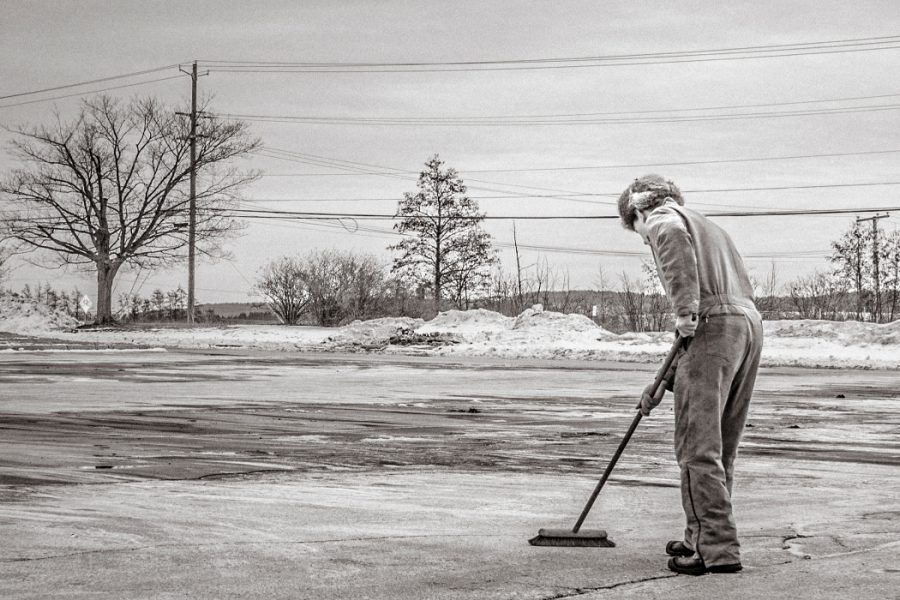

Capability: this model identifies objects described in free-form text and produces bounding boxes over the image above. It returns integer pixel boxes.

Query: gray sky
[2,0,899,304]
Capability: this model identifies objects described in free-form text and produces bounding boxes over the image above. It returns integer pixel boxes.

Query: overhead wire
[256,148,900,177]
[233,179,900,203]
[230,212,831,261]
[254,146,900,215]
[0,75,185,110]
[214,103,900,126]
[3,37,895,268]
[250,145,900,216]
[221,204,900,220]
[229,90,900,122]
[202,35,900,65]
[212,89,900,129]
[0,64,181,101]
[199,34,900,73]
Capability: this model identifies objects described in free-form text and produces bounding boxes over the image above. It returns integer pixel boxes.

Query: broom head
[528,528,615,547]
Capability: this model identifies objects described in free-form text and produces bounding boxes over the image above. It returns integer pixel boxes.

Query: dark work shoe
[668,556,743,576]
[665,540,694,557]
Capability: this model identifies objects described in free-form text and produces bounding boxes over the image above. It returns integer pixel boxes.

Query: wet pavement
[1,337,898,599]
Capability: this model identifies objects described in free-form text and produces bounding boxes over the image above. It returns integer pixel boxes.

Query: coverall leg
[672,309,763,567]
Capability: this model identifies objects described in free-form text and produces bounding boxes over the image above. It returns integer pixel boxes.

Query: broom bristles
[528,528,615,547]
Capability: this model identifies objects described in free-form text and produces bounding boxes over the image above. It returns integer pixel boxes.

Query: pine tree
[389,155,496,312]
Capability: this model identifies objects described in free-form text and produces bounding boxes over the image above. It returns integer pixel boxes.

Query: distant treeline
[4,261,888,332]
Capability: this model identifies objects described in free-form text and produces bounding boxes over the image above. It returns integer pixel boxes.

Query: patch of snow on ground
[0,296,80,334]
[27,324,333,352]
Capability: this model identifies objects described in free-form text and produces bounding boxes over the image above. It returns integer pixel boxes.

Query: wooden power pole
[178,61,203,324]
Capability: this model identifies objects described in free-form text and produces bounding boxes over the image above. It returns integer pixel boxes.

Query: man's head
[617,174,684,232]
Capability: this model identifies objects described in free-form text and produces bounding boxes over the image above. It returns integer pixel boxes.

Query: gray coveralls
[645,203,763,568]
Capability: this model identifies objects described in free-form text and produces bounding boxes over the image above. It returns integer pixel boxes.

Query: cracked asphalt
[1,334,898,599]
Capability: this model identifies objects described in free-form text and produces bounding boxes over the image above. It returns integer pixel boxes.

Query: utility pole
[178,61,206,325]
[187,60,197,325]
[857,213,889,322]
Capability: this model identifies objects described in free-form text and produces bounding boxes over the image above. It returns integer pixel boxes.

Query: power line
[215,103,900,126]
[0,204,844,260]
[222,204,900,220]
[257,148,900,177]
[255,146,900,209]
[0,75,184,110]
[203,35,900,66]
[233,180,900,203]
[214,91,900,121]
[229,212,832,260]
[200,34,900,73]
[212,90,900,127]
[241,91,900,124]
[205,46,900,73]
[0,64,180,101]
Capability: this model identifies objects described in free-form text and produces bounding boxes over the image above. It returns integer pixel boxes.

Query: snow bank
[761,319,900,369]
[418,304,626,360]
[323,317,424,349]
[417,309,512,340]
[3,298,900,369]
[0,296,79,334]
[766,319,900,346]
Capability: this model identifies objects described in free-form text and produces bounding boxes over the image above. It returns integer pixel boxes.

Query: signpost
[79,295,92,319]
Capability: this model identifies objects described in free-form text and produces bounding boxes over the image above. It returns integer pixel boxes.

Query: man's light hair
[617,174,684,231]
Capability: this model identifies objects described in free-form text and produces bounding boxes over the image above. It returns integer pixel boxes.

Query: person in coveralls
[618,174,763,576]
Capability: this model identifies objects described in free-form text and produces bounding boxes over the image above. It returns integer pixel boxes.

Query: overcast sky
[2,0,899,304]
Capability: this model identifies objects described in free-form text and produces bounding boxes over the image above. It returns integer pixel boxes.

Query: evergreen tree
[389,155,496,311]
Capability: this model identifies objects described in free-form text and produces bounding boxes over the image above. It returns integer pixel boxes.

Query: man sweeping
[618,174,763,576]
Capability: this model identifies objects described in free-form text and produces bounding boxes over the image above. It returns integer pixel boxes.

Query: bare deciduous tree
[256,256,310,325]
[344,253,388,321]
[0,94,259,323]
[640,259,670,331]
[831,220,870,321]
[787,271,849,320]
[618,271,647,332]
[884,230,900,321]
[751,262,782,318]
[258,250,389,326]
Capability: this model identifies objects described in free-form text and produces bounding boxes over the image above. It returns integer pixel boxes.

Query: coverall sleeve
[646,207,700,318]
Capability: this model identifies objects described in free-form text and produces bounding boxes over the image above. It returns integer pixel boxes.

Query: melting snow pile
[417,309,513,341]
[324,316,425,349]
[761,319,900,369]
[0,295,80,334]
[766,319,900,346]
[420,305,627,359]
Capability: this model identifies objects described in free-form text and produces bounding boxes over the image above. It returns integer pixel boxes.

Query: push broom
[529,333,684,547]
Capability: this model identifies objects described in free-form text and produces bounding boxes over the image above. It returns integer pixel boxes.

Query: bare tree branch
[0,94,260,323]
